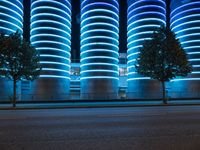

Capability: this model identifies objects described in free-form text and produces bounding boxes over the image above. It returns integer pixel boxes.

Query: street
[0,106,200,150]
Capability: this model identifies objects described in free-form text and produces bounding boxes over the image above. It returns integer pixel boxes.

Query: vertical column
[127,0,166,98]
[80,0,119,99]
[170,0,200,98]
[30,0,71,100]
[0,0,23,100]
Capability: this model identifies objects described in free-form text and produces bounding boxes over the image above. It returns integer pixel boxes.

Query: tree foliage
[135,26,192,103]
[0,32,41,107]
[135,26,192,82]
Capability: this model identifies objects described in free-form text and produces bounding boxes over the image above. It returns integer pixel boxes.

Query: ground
[0,106,200,150]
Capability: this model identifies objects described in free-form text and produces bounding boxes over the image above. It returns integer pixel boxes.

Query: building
[80,0,120,99]
[127,0,166,98]
[170,0,200,98]
[29,0,72,100]
[0,0,24,101]
[0,0,200,101]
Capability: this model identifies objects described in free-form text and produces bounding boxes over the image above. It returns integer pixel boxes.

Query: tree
[0,32,41,107]
[135,26,192,104]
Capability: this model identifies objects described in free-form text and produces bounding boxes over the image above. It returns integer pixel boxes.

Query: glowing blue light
[171,1,200,82]
[31,6,71,19]
[127,0,166,85]
[30,20,71,32]
[128,5,166,18]
[0,1,23,35]
[128,18,166,30]
[81,2,119,13]
[127,24,161,36]
[40,61,70,68]
[81,22,119,32]
[81,29,119,38]
[81,36,119,45]
[31,0,71,80]
[171,2,200,16]
[81,9,118,19]
[172,20,200,31]
[171,7,200,22]
[80,0,119,95]
[42,68,70,73]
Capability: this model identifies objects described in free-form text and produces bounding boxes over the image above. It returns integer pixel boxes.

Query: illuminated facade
[127,0,166,98]
[80,0,119,99]
[170,0,200,97]
[30,0,71,100]
[0,0,23,100]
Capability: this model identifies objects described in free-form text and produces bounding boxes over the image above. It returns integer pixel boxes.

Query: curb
[1,102,200,110]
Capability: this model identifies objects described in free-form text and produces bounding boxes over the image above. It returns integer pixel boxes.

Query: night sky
[23,0,127,61]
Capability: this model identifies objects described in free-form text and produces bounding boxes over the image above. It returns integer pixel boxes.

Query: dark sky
[23,0,127,61]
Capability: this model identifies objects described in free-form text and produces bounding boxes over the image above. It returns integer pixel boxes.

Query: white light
[40,55,70,61]
[128,5,166,18]
[40,61,70,68]
[171,78,200,82]
[31,6,71,19]
[80,76,119,80]
[80,63,119,68]
[81,56,119,62]
[81,49,119,56]
[128,18,166,29]
[81,29,118,38]
[81,2,118,13]
[32,40,71,50]
[31,0,71,13]
[127,77,151,81]
[40,75,70,80]
[0,5,23,20]
[172,20,200,31]
[0,19,22,32]
[81,42,119,50]
[81,69,119,74]
[81,36,118,45]
[81,9,118,20]
[128,0,166,12]
[81,22,119,33]
[81,16,118,26]
[31,20,71,33]
[42,68,70,73]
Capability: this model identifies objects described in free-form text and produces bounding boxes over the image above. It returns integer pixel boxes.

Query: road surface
[0,106,200,150]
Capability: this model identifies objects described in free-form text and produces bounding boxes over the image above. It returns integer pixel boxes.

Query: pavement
[0,106,200,150]
[0,99,200,109]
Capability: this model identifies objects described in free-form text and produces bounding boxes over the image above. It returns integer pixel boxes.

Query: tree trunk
[161,81,167,104]
[13,76,17,108]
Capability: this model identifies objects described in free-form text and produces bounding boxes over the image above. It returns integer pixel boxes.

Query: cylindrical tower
[0,0,23,100]
[127,0,166,98]
[170,0,200,98]
[80,0,119,99]
[30,0,71,100]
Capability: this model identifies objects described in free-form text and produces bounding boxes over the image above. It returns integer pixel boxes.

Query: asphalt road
[0,106,200,150]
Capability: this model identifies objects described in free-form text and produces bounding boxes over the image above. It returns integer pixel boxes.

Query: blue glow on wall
[30,0,71,80]
[171,0,200,82]
[80,0,119,96]
[0,0,23,34]
[127,0,166,82]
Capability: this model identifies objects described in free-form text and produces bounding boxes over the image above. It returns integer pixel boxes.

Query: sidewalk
[0,100,200,110]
